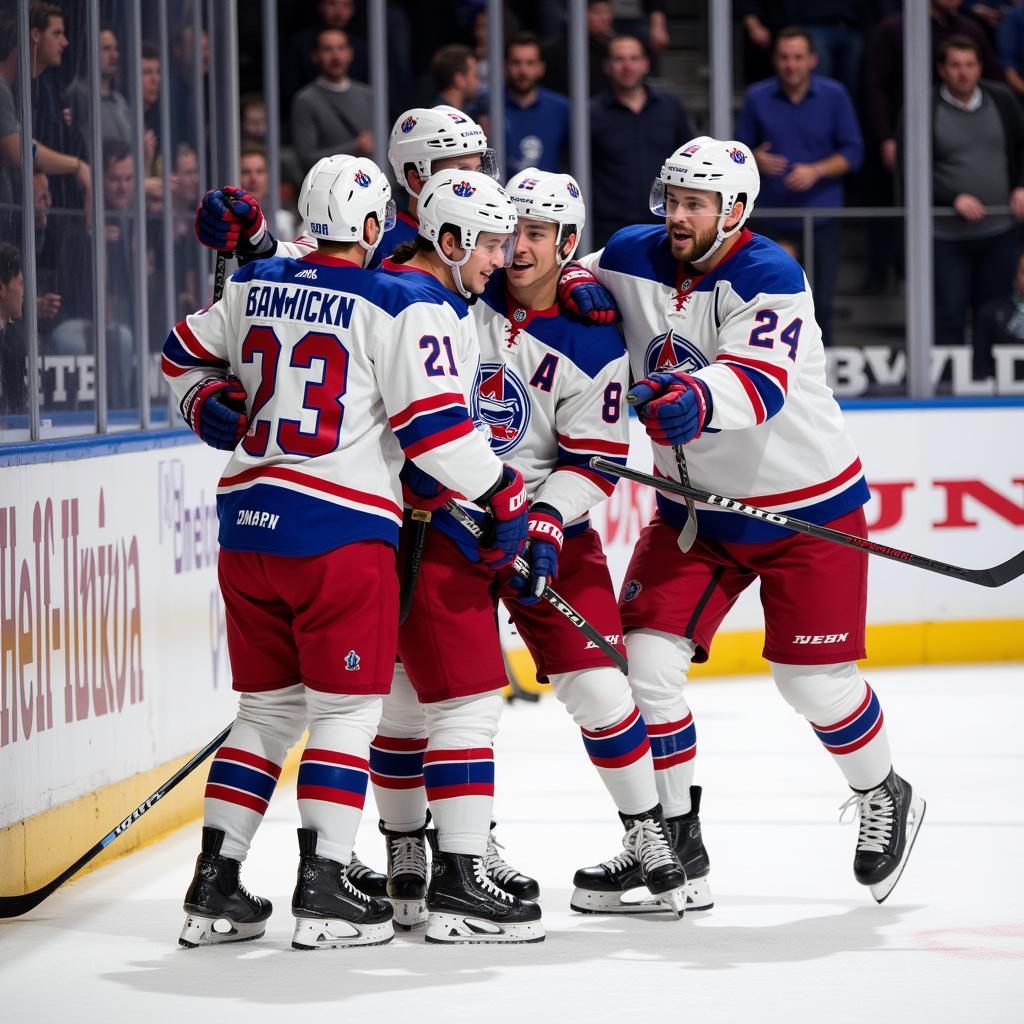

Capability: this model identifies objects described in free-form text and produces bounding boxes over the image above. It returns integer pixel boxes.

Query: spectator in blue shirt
[736,27,864,344]
[504,32,570,176]
[589,35,692,246]
[998,2,1024,103]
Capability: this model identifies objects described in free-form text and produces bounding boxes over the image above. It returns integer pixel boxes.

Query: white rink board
[591,407,1024,629]
[2,404,1022,826]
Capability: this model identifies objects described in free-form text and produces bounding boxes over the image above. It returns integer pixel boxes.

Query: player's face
[508,217,562,289]
[432,153,483,175]
[664,185,722,263]
[458,231,512,294]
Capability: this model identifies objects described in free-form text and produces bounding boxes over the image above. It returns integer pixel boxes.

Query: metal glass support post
[87,0,107,433]
[487,0,505,181]
[261,0,281,228]
[708,0,733,138]
[568,0,592,254]
[903,0,934,398]
[368,0,388,174]
[158,0,175,424]
[128,0,150,427]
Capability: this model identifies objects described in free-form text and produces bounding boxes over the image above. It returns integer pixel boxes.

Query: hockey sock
[204,683,307,861]
[422,691,503,857]
[296,692,383,864]
[371,665,429,831]
[772,662,893,791]
[550,667,658,816]
[626,630,699,817]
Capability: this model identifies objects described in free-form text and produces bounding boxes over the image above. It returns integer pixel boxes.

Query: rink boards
[1,403,1022,892]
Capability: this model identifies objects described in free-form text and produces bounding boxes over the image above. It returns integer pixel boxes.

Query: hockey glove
[557,262,619,325]
[476,465,529,569]
[630,371,712,447]
[194,186,275,259]
[401,460,455,512]
[508,504,563,604]
[180,376,249,450]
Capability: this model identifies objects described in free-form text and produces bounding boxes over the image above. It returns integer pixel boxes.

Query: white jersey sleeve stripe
[389,391,468,431]
[716,352,789,393]
[556,433,631,457]
[175,317,226,365]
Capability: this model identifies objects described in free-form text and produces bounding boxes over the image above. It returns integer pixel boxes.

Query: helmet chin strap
[433,240,474,298]
[689,207,744,270]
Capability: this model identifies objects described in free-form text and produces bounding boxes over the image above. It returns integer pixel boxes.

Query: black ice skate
[843,768,926,904]
[425,849,544,944]
[483,821,539,900]
[179,826,272,948]
[571,804,688,918]
[380,819,429,929]
[665,786,714,911]
[347,851,388,900]
[291,828,394,949]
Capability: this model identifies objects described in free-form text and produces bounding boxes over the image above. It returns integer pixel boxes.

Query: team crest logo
[345,650,361,671]
[354,169,371,187]
[453,180,476,198]
[728,147,746,164]
[566,181,580,198]
[623,580,642,602]
[644,330,707,377]
[682,142,701,156]
[513,307,527,323]
[474,362,530,455]
[447,112,467,124]
[517,177,539,191]
[401,116,417,133]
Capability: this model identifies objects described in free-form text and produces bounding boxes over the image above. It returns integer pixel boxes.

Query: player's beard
[669,222,716,265]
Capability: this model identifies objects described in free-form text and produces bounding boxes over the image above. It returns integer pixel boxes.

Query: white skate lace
[341,864,374,904]
[346,854,375,880]
[483,830,523,885]
[599,847,638,873]
[625,818,676,874]
[473,856,515,902]
[839,787,895,854]
[390,835,427,878]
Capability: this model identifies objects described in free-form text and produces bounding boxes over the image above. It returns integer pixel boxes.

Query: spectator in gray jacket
[291,27,373,174]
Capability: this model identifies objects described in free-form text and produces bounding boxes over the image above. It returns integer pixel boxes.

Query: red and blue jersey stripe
[716,353,788,425]
[580,706,651,768]
[646,713,697,770]
[812,684,884,755]
[423,748,495,801]
[388,393,476,460]
[204,746,281,815]
[556,433,630,497]
[161,318,229,378]
[296,748,370,809]
[370,735,427,791]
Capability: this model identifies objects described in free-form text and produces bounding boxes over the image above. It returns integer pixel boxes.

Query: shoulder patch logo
[474,362,531,455]
[453,180,476,198]
[644,330,707,377]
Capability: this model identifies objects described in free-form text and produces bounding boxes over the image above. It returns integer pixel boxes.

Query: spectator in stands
[543,0,613,96]
[736,26,863,344]
[998,2,1024,102]
[67,25,131,148]
[32,170,61,324]
[589,34,692,246]
[976,246,1024,379]
[291,27,373,174]
[169,21,209,150]
[912,36,1024,355]
[610,1,670,60]
[240,93,268,148]
[431,43,484,118]
[239,145,298,240]
[0,242,26,418]
[504,32,570,175]
[141,42,161,166]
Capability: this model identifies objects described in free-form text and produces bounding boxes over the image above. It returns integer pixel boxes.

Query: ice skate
[347,851,388,899]
[291,828,394,949]
[571,804,688,918]
[425,849,544,944]
[842,768,926,904]
[483,821,539,899]
[380,819,429,929]
[665,786,714,911]
[179,826,272,948]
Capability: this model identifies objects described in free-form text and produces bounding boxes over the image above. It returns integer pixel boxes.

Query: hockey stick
[444,501,628,673]
[213,250,230,303]
[399,508,431,625]
[672,445,698,553]
[0,724,232,918]
[590,456,1024,588]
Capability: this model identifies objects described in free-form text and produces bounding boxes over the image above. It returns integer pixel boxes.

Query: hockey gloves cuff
[629,371,712,446]
[401,460,456,512]
[509,504,563,604]
[195,185,272,258]
[557,262,619,325]
[476,465,529,569]
[181,376,249,450]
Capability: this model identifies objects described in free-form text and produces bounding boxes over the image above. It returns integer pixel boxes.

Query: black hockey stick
[672,445,698,552]
[590,456,1024,588]
[0,724,231,918]
[399,508,431,625]
[445,501,628,673]
[213,250,231,303]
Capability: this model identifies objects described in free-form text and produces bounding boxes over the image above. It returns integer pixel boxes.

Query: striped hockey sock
[423,747,495,856]
[370,734,429,831]
[580,706,658,816]
[646,712,697,818]
[296,735,370,865]
[811,682,892,791]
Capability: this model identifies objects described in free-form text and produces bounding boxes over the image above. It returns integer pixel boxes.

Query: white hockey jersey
[161,251,502,557]
[580,225,868,543]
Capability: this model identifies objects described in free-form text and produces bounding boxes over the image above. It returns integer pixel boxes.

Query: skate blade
[654,886,687,919]
[424,912,545,944]
[291,916,394,950]
[390,897,428,930]
[178,913,265,948]
[571,881,705,916]
[870,796,926,904]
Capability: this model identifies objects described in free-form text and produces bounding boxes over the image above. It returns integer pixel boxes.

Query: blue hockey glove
[194,185,274,258]
[630,371,712,446]
[557,261,619,324]
[401,460,455,512]
[476,465,529,569]
[508,505,563,604]
[180,376,249,450]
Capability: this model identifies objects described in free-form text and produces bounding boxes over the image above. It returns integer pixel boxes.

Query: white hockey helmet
[298,155,396,258]
[416,169,518,297]
[506,168,586,265]
[650,136,760,265]
[388,105,499,194]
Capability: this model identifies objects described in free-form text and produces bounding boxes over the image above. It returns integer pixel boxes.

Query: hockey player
[162,156,529,950]
[374,167,691,924]
[570,136,925,909]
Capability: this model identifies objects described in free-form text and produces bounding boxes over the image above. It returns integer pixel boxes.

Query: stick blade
[676,518,698,553]
[979,549,1024,588]
[0,884,56,919]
